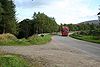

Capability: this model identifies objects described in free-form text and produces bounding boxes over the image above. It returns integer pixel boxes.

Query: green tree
[0,0,17,34]
[32,12,58,34]
[18,19,32,38]
[0,2,3,21]
[0,2,4,33]
[17,12,59,38]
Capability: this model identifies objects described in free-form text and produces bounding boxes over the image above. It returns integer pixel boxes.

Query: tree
[18,19,32,38]
[0,2,3,21]
[32,12,58,34]
[64,24,78,31]
[17,12,59,38]
[0,0,17,34]
[0,2,4,33]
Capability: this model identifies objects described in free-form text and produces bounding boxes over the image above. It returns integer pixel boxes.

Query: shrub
[79,31,89,35]
[0,33,17,41]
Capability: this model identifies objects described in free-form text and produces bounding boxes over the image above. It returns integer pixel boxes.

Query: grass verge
[28,35,51,45]
[0,55,29,67]
[70,34,100,44]
[0,33,51,46]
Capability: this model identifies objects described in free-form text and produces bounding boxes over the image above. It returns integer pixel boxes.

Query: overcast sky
[14,0,100,24]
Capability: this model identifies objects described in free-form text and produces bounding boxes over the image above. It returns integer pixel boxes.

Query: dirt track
[0,36,100,67]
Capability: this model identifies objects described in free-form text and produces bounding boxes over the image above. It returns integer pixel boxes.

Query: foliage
[0,0,59,38]
[63,24,79,31]
[0,33,17,40]
[28,35,51,45]
[0,2,4,22]
[0,55,29,67]
[17,19,32,38]
[0,0,17,34]
[32,12,59,34]
[62,22,100,32]
[0,33,31,46]
[70,33,100,44]
[0,33,51,46]
[17,12,58,38]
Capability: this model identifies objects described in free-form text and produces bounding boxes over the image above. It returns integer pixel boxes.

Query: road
[0,36,100,67]
[55,36,100,60]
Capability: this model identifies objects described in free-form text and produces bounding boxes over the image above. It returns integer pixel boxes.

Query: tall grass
[0,33,51,46]
[0,33,31,46]
[28,35,51,45]
[0,33,17,41]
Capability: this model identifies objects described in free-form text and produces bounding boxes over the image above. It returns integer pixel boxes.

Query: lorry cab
[61,26,69,36]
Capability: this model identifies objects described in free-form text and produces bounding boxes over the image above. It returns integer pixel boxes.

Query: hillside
[80,20,100,25]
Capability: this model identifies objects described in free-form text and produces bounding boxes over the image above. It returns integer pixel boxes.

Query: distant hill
[79,20,100,25]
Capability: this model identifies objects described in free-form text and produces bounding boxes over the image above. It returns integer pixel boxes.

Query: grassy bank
[0,55,29,67]
[28,35,51,45]
[0,33,51,46]
[0,51,46,67]
[70,33,100,44]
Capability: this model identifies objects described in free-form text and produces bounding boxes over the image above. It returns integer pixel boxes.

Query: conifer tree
[0,0,17,34]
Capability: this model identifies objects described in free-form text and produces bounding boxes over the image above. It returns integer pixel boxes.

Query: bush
[79,31,89,35]
[0,33,31,46]
[0,33,17,41]
[79,30,100,36]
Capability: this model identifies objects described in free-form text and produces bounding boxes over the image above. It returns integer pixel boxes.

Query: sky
[14,0,100,24]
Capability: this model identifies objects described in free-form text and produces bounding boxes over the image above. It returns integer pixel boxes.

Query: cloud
[15,0,99,24]
[14,0,33,8]
[14,0,59,8]
[51,0,98,23]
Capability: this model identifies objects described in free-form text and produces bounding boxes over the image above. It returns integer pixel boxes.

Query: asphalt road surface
[55,35,100,60]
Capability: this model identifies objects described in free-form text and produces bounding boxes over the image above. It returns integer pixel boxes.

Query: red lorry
[61,26,69,36]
